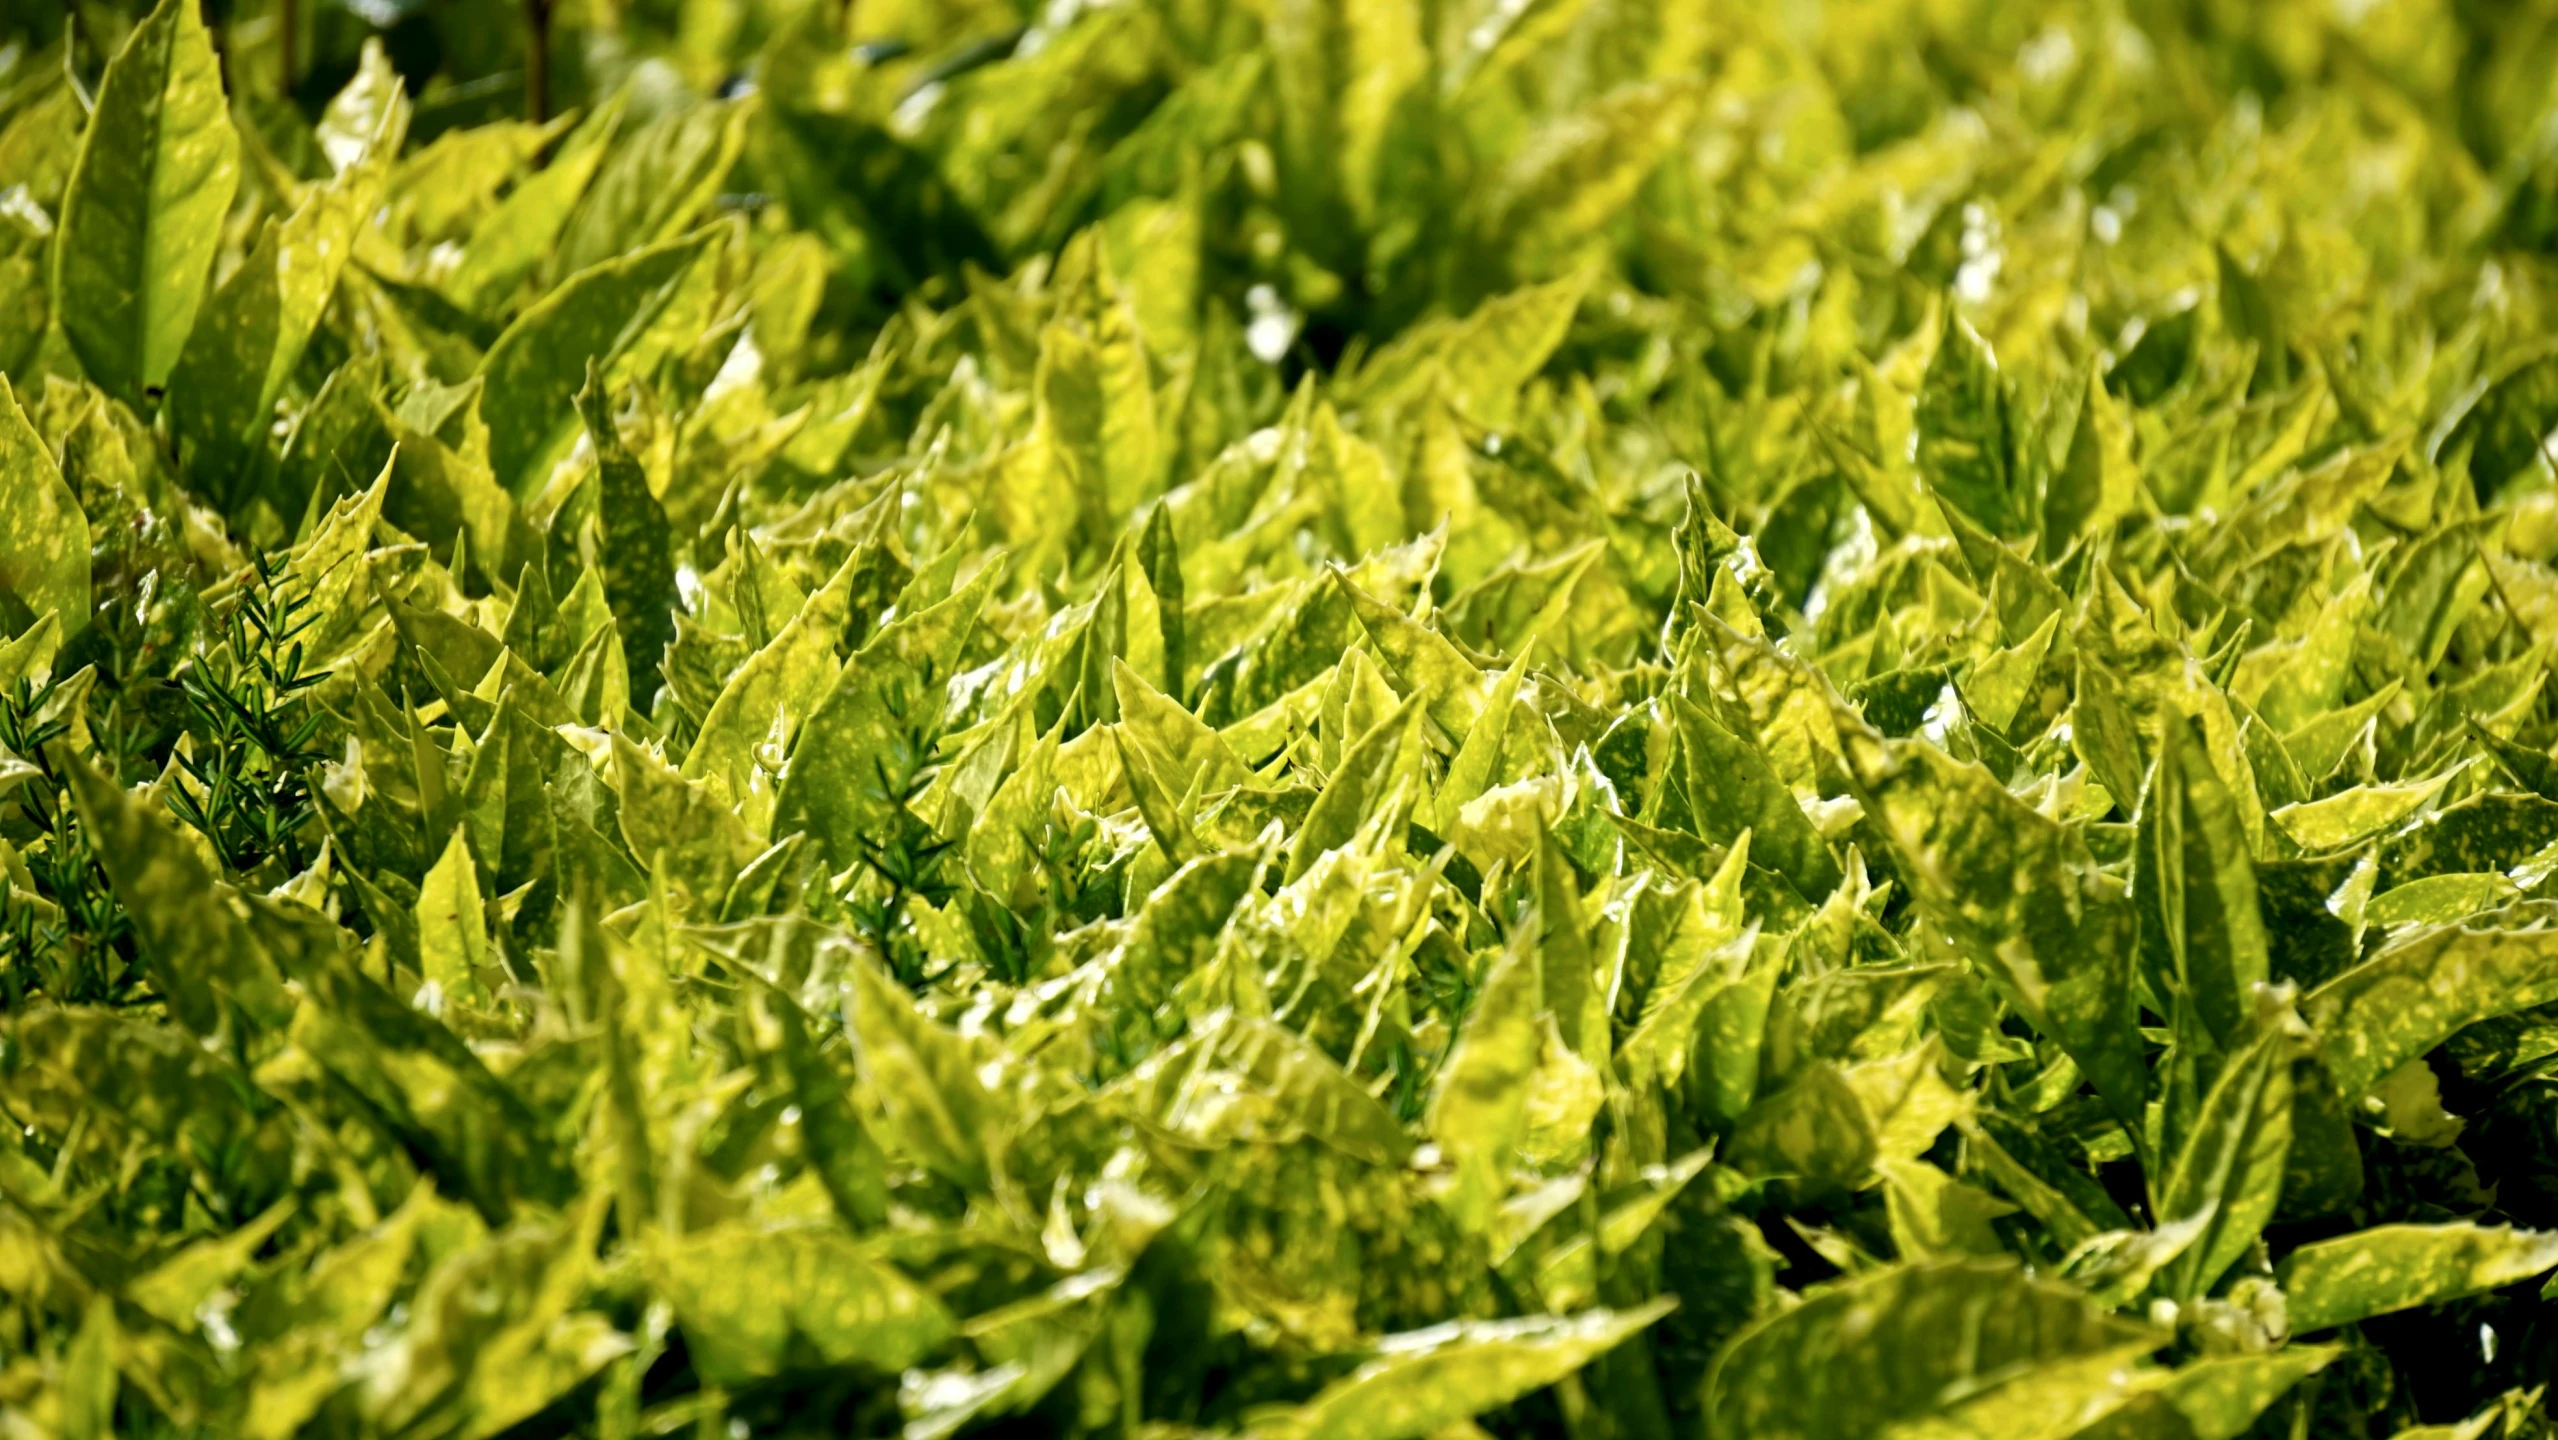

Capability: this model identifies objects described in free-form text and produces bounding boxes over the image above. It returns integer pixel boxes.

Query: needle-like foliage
[9,0,2558,1437]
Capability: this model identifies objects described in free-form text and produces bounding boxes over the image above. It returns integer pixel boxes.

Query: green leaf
[0,376,90,631]
[846,956,999,1191]
[169,112,399,500]
[2150,1348,2339,1440]
[458,684,576,895]
[1842,724,2146,1126]
[1878,1157,2019,1258]
[1251,1302,1673,1440]
[57,746,290,1033]
[1702,1259,2160,1440]
[772,561,996,872]
[2445,342,2558,498]
[61,1296,115,1440]
[1363,273,1586,421]
[2365,872,2518,928]
[1216,1015,1415,1167]
[2059,1209,2216,1308]
[477,229,716,498]
[2379,1407,2508,1440]
[613,730,759,916]
[2047,362,2139,552]
[1938,495,2069,647]
[964,713,1060,907]
[1427,929,1542,1233]
[2279,681,2400,783]
[774,985,889,1229]
[2253,574,2371,733]
[2278,1223,2558,1331]
[1112,655,1251,796]
[1617,896,1759,1092]
[1919,311,2034,539]
[314,39,411,174]
[2271,771,2457,853]
[551,98,752,281]
[1964,609,2061,733]
[1286,692,1424,883]
[129,1198,295,1327]
[1672,694,1839,900]
[1725,1062,1877,1196]
[652,1220,954,1386]
[1487,79,1700,271]
[575,361,677,703]
[2304,923,2558,1099]
[2375,521,2493,672]
[1689,932,1782,1130]
[685,537,888,829]
[292,951,577,1221]
[417,824,492,1005]
[2136,712,2270,1048]
[168,185,365,492]
[1337,569,1484,740]
[2075,653,2151,816]
[1431,635,1534,833]
[2153,1009,2299,1301]
[51,0,239,403]
[0,611,63,689]
[445,96,626,313]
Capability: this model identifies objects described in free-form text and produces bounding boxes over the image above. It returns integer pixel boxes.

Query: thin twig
[524,0,555,123]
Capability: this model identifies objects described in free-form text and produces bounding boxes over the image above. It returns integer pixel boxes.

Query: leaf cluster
[8,0,2558,1438]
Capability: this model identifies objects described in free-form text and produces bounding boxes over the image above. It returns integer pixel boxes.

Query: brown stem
[524,0,554,123]
[202,0,229,91]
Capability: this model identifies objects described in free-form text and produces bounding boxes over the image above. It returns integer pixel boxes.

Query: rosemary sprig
[165,554,335,881]
[841,664,960,987]
[0,677,145,1007]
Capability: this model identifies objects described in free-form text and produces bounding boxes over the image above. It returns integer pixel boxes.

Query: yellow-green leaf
[51,0,240,402]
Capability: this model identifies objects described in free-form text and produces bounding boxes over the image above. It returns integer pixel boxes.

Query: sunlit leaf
[51,0,239,402]
[2279,1223,2558,1331]
[0,376,89,631]
[1703,1259,2160,1440]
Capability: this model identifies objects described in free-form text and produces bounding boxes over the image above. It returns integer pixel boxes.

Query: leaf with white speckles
[1427,928,1542,1233]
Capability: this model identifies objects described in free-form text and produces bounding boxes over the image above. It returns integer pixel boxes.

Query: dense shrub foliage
[10,0,2558,1435]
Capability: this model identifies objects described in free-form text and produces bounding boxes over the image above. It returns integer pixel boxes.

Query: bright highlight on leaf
[8,0,2558,1435]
